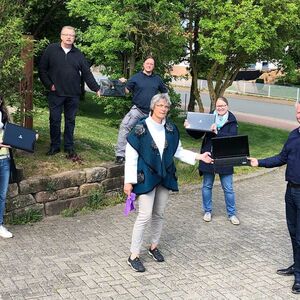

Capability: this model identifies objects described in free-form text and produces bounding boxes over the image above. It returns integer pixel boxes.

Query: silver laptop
[186,112,216,132]
[3,123,36,153]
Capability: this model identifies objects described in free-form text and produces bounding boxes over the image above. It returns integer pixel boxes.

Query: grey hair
[61,26,76,34]
[150,93,171,112]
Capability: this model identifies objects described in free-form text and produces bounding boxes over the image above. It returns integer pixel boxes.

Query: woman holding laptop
[185,96,240,225]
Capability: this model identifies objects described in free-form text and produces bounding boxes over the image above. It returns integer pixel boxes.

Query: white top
[124,116,198,184]
[62,47,71,54]
[0,111,4,129]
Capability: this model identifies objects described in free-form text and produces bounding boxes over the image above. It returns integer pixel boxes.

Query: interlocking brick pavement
[0,167,299,299]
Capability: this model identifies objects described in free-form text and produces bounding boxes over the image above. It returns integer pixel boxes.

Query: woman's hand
[124,183,133,197]
[211,123,217,134]
[196,152,212,164]
[184,119,190,129]
[0,143,11,148]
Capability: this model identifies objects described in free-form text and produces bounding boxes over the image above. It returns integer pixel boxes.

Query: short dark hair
[143,55,155,63]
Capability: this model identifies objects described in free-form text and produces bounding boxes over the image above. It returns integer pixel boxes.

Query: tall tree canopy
[184,0,300,111]
[67,0,185,77]
[0,0,25,104]
[23,0,86,42]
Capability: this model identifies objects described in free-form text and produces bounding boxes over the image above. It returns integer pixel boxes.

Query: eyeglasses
[61,33,75,37]
[216,105,227,108]
[155,104,170,109]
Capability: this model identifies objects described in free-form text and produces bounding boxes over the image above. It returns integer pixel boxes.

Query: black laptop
[186,112,216,132]
[3,123,36,153]
[212,135,250,167]
[99,79,126,97]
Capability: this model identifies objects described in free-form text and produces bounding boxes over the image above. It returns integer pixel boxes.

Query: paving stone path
[0,167,298,299]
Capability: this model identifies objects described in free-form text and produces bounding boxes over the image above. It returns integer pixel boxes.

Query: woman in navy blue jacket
[186,97,240,225]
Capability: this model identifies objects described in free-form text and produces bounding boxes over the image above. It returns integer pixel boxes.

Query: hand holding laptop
[0,143,11,148]
[248,157,258,167]
[210,123,217,134]
[196,152,213,164]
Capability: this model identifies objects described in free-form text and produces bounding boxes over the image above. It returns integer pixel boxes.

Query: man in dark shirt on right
[250,100,300,294]
[115,56,168,164]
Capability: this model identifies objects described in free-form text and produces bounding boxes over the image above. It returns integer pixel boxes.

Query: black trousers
[286,184,300,281]
[48,92,80,151]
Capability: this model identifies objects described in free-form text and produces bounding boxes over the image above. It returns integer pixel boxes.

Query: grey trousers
[130,185,169,254]
[115,105,147,157]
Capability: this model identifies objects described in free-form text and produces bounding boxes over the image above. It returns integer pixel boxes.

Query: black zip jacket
[39,43,100,97]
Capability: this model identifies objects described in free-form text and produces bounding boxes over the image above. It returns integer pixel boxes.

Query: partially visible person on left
[124,93,212,272]
[0,95,13,239]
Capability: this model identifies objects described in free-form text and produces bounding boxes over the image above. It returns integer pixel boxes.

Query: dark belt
[288,182,300,189]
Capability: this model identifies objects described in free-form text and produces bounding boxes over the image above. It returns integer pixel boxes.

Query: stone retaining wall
[6,163,124,218]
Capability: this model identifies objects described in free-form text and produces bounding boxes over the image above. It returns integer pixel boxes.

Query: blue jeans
[202,172,236,217]
[0,158,10,225]
[285,184,300,281]
[48,93,80,150]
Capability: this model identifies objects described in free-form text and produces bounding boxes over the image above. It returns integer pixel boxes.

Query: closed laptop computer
[99,79,126,97]
[212,135,250,167]
[186,112,216,132]
[3,123,36,153]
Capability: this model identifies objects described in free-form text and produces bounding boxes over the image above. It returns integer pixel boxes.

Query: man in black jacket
[39,26,100,157]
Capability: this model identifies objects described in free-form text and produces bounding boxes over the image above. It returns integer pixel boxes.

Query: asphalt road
[91,74,298,130]
[175,87,296,122]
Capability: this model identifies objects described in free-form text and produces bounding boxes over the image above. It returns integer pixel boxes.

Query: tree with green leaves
[23,0,86,42]
[66,0,185,118]
[66,0,185,77]
[0,0,25,106]
[184,0,300,111]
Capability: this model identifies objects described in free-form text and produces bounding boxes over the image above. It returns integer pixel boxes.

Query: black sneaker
[115,156,125,164]
[148,248,164,262]
[46,148,60,156]
[127,256,145,272]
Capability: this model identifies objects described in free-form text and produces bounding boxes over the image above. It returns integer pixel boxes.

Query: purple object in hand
[124,193,136,216]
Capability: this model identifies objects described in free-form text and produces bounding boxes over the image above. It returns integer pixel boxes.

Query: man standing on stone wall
[39,26,101,158]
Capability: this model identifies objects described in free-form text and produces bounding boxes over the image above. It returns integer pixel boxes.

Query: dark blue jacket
[258,128,300,184]
[39,43,100,97]
[127,117,179,195]
[186,111,238,175]
[126,71,168,114]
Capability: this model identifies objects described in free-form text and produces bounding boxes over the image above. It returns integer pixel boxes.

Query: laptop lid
[186,112,216,132]
[99,79,126,97]
[212,135,250,159]
[3,123,36,153]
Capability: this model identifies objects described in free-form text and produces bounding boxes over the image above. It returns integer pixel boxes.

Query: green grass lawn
[15,93,289,185]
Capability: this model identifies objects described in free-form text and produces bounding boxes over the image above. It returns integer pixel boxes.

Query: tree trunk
[187,11,204,112]
[128,53,136,77]
[207,61,243,111]
[189,65,204,112]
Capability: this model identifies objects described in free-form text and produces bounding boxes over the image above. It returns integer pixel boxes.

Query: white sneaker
[203,212,212,222]
[229,215,240,225]
[0,225,13,238]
